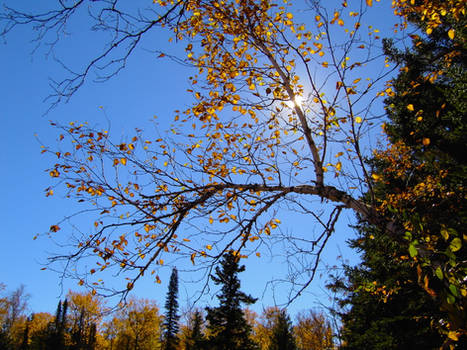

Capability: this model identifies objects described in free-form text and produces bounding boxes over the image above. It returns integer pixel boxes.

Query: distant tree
[0,327,12,350]
[205,252,258,350]
[163,268,180,350]
[184,310,206,350]
[46,299,68,350]
[28,312,54,350]
[293,310,333,350]
[0,285,30,349]
[19,317,30,350]
[269,309,296,350]
[251,307,278,350]
[98,297,162,350]
[67,292,103,350]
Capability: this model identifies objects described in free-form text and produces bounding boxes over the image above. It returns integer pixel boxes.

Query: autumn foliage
[0,0,465,347]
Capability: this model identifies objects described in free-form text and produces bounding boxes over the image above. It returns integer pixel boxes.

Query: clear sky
[0,0,398,320]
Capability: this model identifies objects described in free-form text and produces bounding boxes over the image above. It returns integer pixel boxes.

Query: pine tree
[269,310,296,350]
[163,267,180,350]
[205,251,258,350]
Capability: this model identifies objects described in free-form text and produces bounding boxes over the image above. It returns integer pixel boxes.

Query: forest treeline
[0,253,334,350]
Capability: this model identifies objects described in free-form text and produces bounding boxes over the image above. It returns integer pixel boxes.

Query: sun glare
[286,94,304,108]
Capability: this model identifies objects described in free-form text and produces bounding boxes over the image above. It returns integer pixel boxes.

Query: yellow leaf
[256,252,261,257]
[336,162,342,171]
[448,331,459,341]
[406,104,414,111]
[206,244,212,250]
[422,137,430,146]
[49,169,60,177]
[191,252,196,264]
[366,0,373,6]
[355,116,362,123]
[426,27,433,35]
[448,29,455,40]
[322,61,329,68]
[286,13,293,20]
[372,173,380,181]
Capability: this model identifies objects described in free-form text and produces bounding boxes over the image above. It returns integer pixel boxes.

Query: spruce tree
[269,310,296,350]
[333,2,466,347]
[46,300,67,350]
[205,251,257,350]
[163,267,180,350]
[185,310,206,350]
[331,222,444,349]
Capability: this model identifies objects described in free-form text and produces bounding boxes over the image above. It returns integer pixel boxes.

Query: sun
[286,94,304,108]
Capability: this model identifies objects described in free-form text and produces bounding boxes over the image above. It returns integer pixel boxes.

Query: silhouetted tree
[185,310,206,350]
[163,268,180,350]
[45,300,68,350]
[269,310,296,350]
[205,252,257,350]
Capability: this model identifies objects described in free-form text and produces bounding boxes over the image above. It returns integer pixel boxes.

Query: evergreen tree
[185,310,206,350]
[379,3,466,344]
[331,222,444,349]
[269,310,296,350]
[334,2,466,347]
[163,267,180,350]
[46,300,68,350]
[205,251,257,350]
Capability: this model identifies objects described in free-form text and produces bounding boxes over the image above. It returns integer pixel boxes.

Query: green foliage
[336,1,467,346]
[185,310,206,350]
[269,310,296,350]
[381,5,467,342]
[331,222,444,349]
[163,268,180,350]
[205,252,258,350]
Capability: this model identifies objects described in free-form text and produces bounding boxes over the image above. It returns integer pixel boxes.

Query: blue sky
[0,0,398,319]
